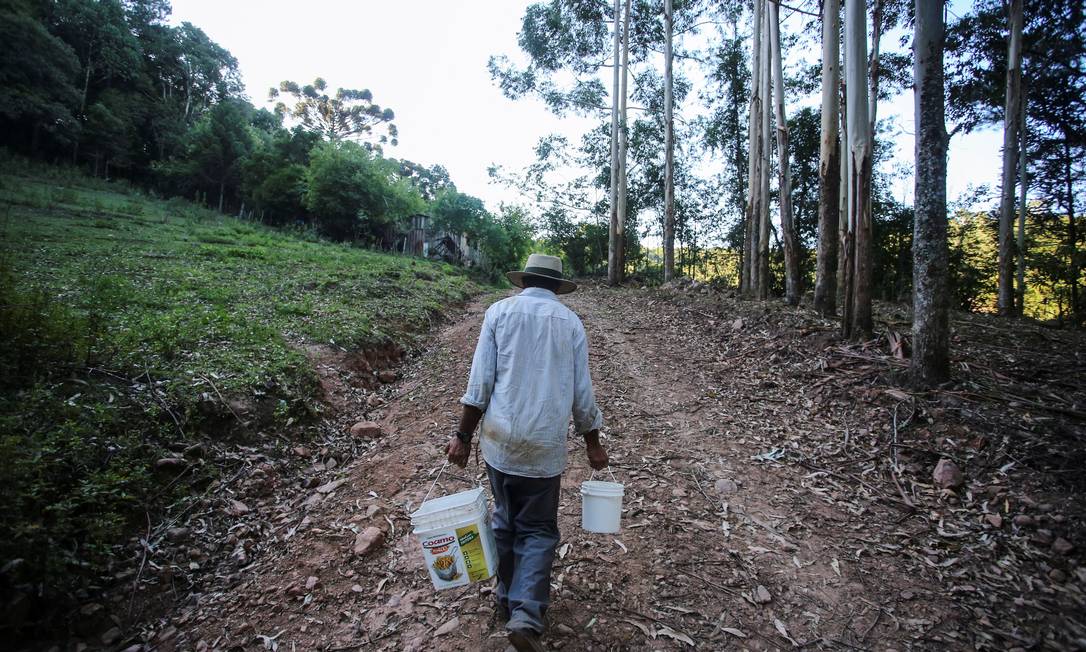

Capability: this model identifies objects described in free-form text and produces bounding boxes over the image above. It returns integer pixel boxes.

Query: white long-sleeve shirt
[460,287,603,478]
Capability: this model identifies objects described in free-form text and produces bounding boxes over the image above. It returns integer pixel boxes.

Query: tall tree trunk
[218,181,225,213]
[911,0,950,388]
[1066,137,1080,324]
[663,0,676,282]
[617,0,630,281]
[744,0,765,297]
[770,2,799,305]
[868,0,883,133]
[758,10,772,300]
[815,0,842,316]
[837,78,849,310]
[997,0,1023,316]
[608,0,622,285]
[1016,92,1028,315]
[844,0,873,339]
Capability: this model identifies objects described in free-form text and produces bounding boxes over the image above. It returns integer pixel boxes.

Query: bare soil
[145,283,1085,651]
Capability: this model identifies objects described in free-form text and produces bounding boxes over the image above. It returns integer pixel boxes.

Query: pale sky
[169,0,1004,228]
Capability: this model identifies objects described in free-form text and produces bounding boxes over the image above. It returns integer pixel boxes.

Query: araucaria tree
[270,78,397,146]
[911,0,950,387]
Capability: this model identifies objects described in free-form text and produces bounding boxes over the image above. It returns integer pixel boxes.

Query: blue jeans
[486,463,561,635]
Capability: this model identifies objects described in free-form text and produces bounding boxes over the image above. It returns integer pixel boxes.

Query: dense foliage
[0,0,531,279]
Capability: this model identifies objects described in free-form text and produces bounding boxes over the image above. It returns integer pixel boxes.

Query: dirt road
[168,285,1083,651]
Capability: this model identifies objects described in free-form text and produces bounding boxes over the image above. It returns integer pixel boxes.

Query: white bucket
[410,487,498,591]
[581,480,624,533]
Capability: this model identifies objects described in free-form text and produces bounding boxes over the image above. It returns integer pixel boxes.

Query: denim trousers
[485,463,562,635]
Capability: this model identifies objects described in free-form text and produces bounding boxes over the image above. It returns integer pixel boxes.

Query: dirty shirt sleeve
[571,319,603,434]
[460,308,497,411]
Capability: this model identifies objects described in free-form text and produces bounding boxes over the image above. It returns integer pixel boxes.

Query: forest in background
[488,0,1084,327]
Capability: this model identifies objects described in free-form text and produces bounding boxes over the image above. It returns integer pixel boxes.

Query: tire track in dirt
[173,287,956,651]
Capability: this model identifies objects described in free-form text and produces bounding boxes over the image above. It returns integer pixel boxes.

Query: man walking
[446,254,608,652]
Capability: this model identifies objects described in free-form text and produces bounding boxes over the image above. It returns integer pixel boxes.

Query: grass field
[0,158,484,602]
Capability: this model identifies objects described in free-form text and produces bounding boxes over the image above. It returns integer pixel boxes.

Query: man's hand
[446,435,470,468]
[586,442,609,470]
[582,429,608,470]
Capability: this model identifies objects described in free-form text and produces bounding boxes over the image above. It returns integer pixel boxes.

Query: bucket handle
[422,460,451,504]
[590,466,619,483]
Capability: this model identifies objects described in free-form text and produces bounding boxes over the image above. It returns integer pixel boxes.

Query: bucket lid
[581,480,624,497]
[410,487,485,523]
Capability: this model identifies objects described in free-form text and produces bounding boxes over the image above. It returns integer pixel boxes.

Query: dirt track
[167,285,1084,651]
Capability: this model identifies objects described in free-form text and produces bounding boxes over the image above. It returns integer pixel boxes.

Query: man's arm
[572,320,607,469]
[446,404,482,468]
[448,310,496,468]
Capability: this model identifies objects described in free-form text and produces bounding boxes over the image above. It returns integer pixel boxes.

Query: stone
[351,584,364,593]
[1052,537,1074,555]
[932,459,963,489]
[753,585,772,604]
[1013,514,1035,528]
[353,527,384,556]
[715,479,739,495]
[304,493,324,509]
[434,617,459,637]
[1031,529,1054,546]
[100,627,122,645]
[293,446,311,458]
[377,370,398,384]
[155,457,185,471]
[316,479,345,494]
[555,624,576,636]
[305,576,319,590]
[166,527,191,543]
[1048,568,1068,583]
[985,514,1003,528]
[350,421,383,439]
[226,499,250,516]
[366,394,385,408]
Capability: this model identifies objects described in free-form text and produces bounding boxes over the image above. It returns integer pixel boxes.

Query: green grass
[0,160,484,600]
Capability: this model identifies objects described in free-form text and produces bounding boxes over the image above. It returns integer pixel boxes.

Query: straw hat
[506,253,578,295]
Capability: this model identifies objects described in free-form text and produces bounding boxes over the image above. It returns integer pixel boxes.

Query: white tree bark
[844,0,873,338]
[758,7,772,299]
[743,0,765,296]
[911,0,949,387]
[663,0,676,281]
[617,0,630,281]
[770,1,799,305]
[815,0,842,316]
[608,0,622,285]
[997,0,1023,316]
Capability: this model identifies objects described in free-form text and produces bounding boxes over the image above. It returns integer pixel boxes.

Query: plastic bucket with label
[410,486,498,591]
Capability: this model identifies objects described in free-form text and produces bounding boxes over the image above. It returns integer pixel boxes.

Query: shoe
[496,600,510,623]
[508,628,547,652]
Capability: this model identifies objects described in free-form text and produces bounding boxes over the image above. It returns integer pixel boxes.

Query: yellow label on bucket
[456,524,490,582]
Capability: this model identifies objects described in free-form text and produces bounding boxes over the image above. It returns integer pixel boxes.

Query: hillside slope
[0,162,485,643]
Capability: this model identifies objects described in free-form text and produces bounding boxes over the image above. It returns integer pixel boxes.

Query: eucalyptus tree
[911,0,950,387]
[663,0,676,281]
[842,0,873,338]
[743,0,765,297]
[814,0,841,316]
[769,0,799,305]
[995,0,1024,316]
[757,6,772,300]
[270,78,397,147]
